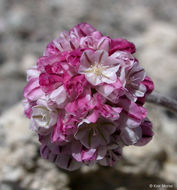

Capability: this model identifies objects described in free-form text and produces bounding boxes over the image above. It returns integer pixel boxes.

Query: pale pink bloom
[79,50,120,85]
[23,23,154,171]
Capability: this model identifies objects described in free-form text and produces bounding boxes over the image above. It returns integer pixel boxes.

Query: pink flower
[65,91,93,119]
[136,76,154,105]
[51,114,78,143]
[135,118,154,146]
[109,38,136,55]
[64,74,88,100]
[23,23,154,170]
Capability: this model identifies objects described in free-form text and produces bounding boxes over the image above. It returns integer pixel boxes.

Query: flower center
[91,63,103,76]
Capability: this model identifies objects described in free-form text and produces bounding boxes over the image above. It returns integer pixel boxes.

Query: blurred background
[0,0,177,189]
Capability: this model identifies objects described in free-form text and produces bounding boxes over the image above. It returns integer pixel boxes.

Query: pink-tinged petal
[37,55,63,72]
[27,87,44,101]
[133,83,147,98]
[66,49,83,71]
[22,99,35,119]
[51,114,79,144]
[23,78,44,101]
[109,38,136,55]
[79,50,95,71]
[93,93,122,121]
[99,104,122,121]
[86,111,99,123]
[65,92,93,118]
[86,72,103,86]
[49,85,67,108]
[120,61,146,101]
[43,41,60,56]
[118,97,147,128]
[80,34,107,50]
[51,117,65,143]
[64,74,88,100]
[82,148,96,161]
[93,50,108,65]
[52,31,78,52]
[110,51,135,68]
[137,76,154,105]
[97,37,111,51]
[96,79,124,103]
[39,73,62,93]
[120,127,142,145]
[135,118,154,146]
[142,76,154,94]
[24,78,38,97]
[101,65,119,84]
[26,66,40,81]
[72,146,97,163]
[91,31,103,39]
[70,23,97,37]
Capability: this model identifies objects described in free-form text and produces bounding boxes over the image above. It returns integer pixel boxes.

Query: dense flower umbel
[23,23,154,171]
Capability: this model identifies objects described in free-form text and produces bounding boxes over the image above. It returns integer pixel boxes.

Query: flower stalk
[146,92,177,114]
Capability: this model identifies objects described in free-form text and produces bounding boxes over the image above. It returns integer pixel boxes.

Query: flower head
[23,23,154,171]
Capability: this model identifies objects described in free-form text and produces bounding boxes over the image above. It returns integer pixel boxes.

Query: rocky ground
[0,0,177,189]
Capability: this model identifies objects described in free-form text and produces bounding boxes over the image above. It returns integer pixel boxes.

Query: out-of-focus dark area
[0,0,177,189]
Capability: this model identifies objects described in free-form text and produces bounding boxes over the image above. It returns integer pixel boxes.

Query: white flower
[78,50,120,86]
[30,98,57,135]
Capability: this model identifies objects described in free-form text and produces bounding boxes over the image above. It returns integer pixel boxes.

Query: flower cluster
[23,23,154,171]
